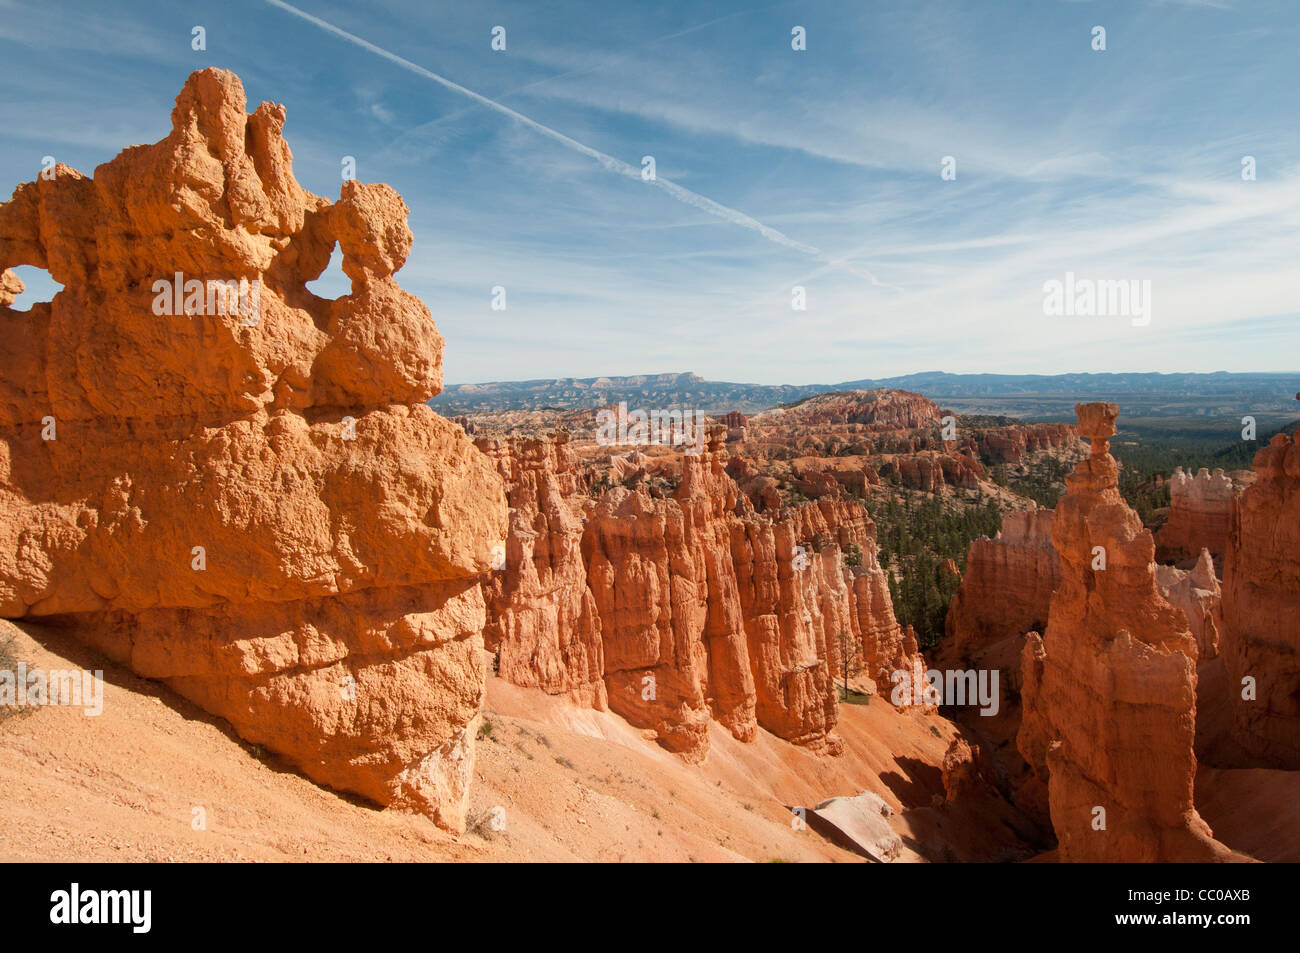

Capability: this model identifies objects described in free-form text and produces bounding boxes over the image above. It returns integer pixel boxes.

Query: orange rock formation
[476,434,606,708]
[0,69,507,831]
[977,423,1079,464]
[945,507,1059,664]
[1220,433,1300,767]
[1156,467,1246,565]
[1017,403,1231,861]
[1155,550,1221,660]
[481,432,922,760]
[878,451,984,491]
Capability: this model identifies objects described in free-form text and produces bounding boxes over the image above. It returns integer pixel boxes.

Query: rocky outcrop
[582,439,851,758]
[1155,549,1221,660]
[805,792,902,862]
[945,507,1058,664]
[729,510,843,752]
[977,423,1079,464]
[1156,467,1245,565]
[1221,433,1300,767]
[851,561,924,697]
[941,737,984,803]
[1016,403,1230,861]
[476,435,606,708]
[0,69,507,831]
[789,458,881,500]
[480,431,918,760]
[0,269,22,307]
[583,439,762,757]
[879,451,984,491]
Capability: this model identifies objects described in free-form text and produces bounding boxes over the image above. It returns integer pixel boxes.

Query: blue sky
[1,0,1297,384]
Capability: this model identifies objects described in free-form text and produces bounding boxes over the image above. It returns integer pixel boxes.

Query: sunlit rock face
[1017,403,1231,862]
[482,430,920,761]
[0,69,507,832]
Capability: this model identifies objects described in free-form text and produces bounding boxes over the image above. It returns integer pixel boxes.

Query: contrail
[266,0,822,257]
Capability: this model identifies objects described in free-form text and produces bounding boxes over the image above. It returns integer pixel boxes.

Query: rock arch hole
[306,243,349,301]
[3,265,64,311]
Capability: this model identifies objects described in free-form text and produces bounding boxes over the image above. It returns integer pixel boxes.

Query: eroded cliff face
[482,431,920,761]
[761,389,943,430]
[582,443,752,759]
[0,69,507,831]
[1016,403,1230,861]
[476,434,606,709]
[945,508,1058,665]
[1221,433,1300,768]
[1155,550,1221,661]
[1156,467,1246,565]
[878,451,984,492]
[977,424,1079,465]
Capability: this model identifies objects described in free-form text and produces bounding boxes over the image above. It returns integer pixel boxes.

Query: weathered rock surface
[582,438,841,758]
[805,792,902,862]
[481,431,920,760]
[976,423,1079,464]
[878,450,984,491]
[1016,403,1231,861]
[757,390,942,430]
[945,507,1058,664]
[0,69,507,831]
[1220,433,1300,767]
[0,269,22,308]
[582,440,754,757]
[1155,549,1222,660]
[1156,467,1246,565]
[476,434,606,708]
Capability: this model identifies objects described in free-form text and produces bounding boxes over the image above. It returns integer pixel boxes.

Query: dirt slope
[3,618,986,862]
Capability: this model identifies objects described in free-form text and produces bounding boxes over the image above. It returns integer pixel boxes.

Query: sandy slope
[0,618,981,862]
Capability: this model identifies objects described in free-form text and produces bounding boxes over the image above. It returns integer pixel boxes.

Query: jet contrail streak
[266,0,823,257]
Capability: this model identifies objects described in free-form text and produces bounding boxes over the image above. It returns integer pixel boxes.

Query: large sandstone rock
[582,444,752,759]
[0,69,507,831]
[977,423,1079,464]
[1156,467,1246,565]
[760,389,942,430]
[1155,549,1221,661]
[879,450,983,491]
[806,792,902,862]
[1220,433,1300,767]
[945,507,1059,665]
[1016,403,1231,861]
[476,435,606,708]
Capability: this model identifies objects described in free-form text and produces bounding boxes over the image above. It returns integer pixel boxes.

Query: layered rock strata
[476,434,606,708]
